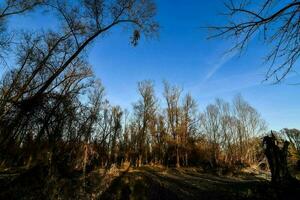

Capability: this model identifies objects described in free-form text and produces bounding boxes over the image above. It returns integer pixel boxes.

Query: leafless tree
[200,104,221,167]
[200,96,267,167]
[209,0,300,83]
[163,81,182,167]
[132,80,157,166]
[180,93,198,166]
[0,0,158,167]
[0,0,44,67]
[109,106,123,164]
[282,128,300,155]
[233,95,267,163]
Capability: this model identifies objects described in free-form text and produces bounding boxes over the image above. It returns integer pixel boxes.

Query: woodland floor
[0,165,300,200]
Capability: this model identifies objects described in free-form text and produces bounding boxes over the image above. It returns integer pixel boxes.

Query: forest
[0,0,300,199]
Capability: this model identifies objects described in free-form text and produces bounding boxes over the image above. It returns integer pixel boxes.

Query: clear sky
[4,0,300,130]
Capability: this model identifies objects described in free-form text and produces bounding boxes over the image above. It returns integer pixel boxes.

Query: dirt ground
[1,166,300,200]
[101,166,300,200]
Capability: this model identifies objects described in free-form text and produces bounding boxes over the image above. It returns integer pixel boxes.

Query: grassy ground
[1,165,300,200]
[101,166,276,200]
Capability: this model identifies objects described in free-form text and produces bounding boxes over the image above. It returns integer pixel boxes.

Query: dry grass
[1,165,299,200]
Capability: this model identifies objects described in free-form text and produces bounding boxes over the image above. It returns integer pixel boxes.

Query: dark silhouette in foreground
[263,132,293,184]
[2,164,299,200]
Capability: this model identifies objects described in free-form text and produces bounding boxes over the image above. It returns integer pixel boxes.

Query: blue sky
[4,0,300,130]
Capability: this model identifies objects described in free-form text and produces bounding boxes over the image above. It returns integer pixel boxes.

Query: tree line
[1,70,268,172]
[0,0,299,179]
[0,0,157,174]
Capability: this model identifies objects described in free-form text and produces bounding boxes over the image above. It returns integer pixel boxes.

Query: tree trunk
[263,133,292,184]
[83,143,88,189]
[176,144,180,168]
[185,152,188,166]
[138,155,142,167]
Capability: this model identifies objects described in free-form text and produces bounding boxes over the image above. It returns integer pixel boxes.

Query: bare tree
[132,80,157,166]
[181,93,198,166]
[0,0,44,67]
[154,113,167,165]
[209,0,300,83]
[0,0,43,19]
[233,95,267,164]
[10,0,157,111]
[200,104,221,167]
[0,0,158,165]
[109,106,123,165]
[163,81,182,167]
[282,128,300,156]
[200,96,267,167]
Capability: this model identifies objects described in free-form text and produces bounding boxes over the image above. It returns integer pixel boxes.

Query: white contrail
[201,49,238,84]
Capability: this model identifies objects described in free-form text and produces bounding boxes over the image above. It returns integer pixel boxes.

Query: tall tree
[133,80,157,166]
[181,93,198,166]
[0,0,158,159]
[109,106,123,165]
[233,95,267,163]
[200,104,221,167]
[163,81,182,167]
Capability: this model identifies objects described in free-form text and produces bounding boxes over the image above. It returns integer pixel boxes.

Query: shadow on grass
[100,169,179,200]
[1,165,299,200]
[100,166,300,200]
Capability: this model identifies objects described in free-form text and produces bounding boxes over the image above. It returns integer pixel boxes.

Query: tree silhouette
[209,0,300,83]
